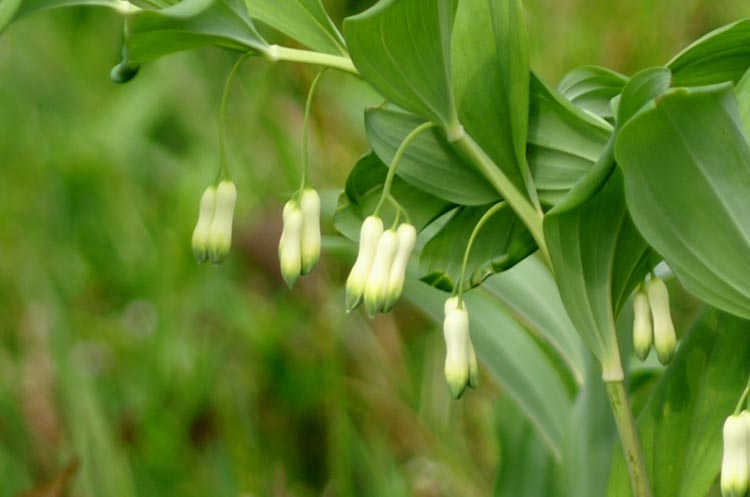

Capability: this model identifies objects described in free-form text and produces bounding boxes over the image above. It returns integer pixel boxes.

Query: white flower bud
[208,180,238,265]
[445,296,479,390]
[383,223,417,312]
[443,299,471,399]
[278,200,304,288]
[721,413,750,497]
[191,186,216,263]
[345,216,384,312]
[468,339,479,389]
[363,229,399,317]
[299,189,321,275]
[646,277,676,365]
[632,287,653,361]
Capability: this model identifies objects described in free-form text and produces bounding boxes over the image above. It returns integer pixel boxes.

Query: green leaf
[528,74,612,206]
[560,353,617,497]
[124,0,268,65]
[615,83,750,318]
[245,0,345,55]
[418,204,535,292]
[365,106,499,205]
[333,153,452,240]
[494,396,557,497]
[668,19,750,87]
[1,0,122,33]
[451,0,535,204]
[557,65,628,120]
[616,67,671,126]
[737,65,750,138]
[607,308,750,497]
[404,276,574,459]
[547,67,671,215]
[544,170,654,374]
[483,257,586,387]
[343,0,461,135]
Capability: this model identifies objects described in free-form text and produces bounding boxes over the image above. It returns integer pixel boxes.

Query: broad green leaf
[1,0,124,32]
[737,65,750,138]
[483,257,586,387]
[404,277,574,459]
[528,74,611,206]
[245,0,345,55]
[544,170,654,374]
[607,308,750,497]
[124,0,268,65]
[418,203,535,292]
[0,0,22,32]
[616,84,750,319]
[494,396,557,497]
[668,19,750,87]
[548,67,671,215]
[451,0,535,205]
[616,67,671,126]
[558,65,628,120]
[560,353,617,497]
[343,0,461,135]
[334,153,452,240]
[365,106,499,205]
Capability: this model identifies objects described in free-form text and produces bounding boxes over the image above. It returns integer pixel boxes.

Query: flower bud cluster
[722,412,750,497]
[191,180,237,265]
[278,189,321,288]
[632,277,677,365]
[345,217,416,316]
[443,297,479,399]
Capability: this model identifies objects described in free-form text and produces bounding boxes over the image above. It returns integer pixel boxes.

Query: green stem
[217,54,250,180]
[373,121,437,216]
[605,380,653,497]
[299,69,328,193]
[457,202,506,300]
[266,45,358,76]
[449,132,550,267]
[734,372,750,414]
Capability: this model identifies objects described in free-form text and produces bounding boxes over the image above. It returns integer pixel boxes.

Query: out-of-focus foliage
[0,1,748,496]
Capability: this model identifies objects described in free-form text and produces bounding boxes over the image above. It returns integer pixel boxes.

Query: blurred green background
[0,1,749,496]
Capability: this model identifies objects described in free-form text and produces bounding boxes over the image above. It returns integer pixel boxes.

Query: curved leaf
[418,204,534,292]
[528,74,611,206]
[451,0,535,204]
[668,19,750,87]
[616,83,750,318]
[334,153,452,240]
[737,65,750,138]
[404,277,574,459]
[365,106,499,205]
[616,67,671,126]
[343,0,461,135]
[608,308,750,497]
[558,65,628,120]
[245,0,345,55]
[124,0,268,65]
[544,170,654,374]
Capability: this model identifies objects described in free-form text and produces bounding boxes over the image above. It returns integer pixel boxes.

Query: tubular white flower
[443,297,471,399]
[363,229,399,317]
[208,180,238,265]
[278,200,304,288]
[299,189,321,275]
[445,296,479,390]
[383,223,417,312]
[632,287,653,361]
[721,413,750,497]
[646,277,676,365]
[345,216,384,312]
[191,186,217,263]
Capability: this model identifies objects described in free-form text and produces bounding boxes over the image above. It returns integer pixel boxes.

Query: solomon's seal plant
[5,0,750,495]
